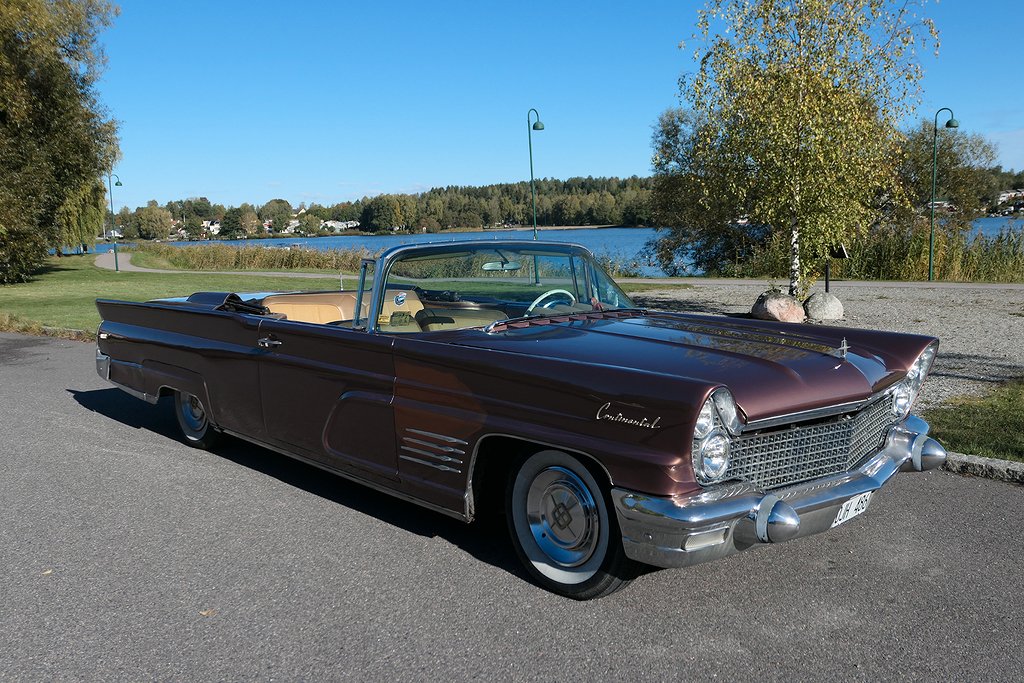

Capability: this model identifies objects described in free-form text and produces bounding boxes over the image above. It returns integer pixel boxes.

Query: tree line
[112,176,656,240]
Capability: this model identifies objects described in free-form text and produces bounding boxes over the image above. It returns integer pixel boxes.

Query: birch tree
[653,0,938,293]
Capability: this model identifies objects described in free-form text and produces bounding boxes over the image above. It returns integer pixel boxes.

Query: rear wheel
[506,449,635,600]
[173,390,221,450]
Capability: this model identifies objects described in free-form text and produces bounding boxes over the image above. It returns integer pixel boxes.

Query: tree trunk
[788,218,800,296]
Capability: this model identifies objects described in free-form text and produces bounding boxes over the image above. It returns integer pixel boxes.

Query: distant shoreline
[97,224,649,246]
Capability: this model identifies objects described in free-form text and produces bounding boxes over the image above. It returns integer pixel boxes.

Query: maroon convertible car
[95,240,946,599]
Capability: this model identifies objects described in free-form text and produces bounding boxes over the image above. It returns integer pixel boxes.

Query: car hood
[451,312,934,422]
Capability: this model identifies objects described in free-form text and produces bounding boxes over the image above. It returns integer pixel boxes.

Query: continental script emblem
[596,402,662,429]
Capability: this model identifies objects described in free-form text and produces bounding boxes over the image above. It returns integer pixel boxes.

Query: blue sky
[98,1,1024,211]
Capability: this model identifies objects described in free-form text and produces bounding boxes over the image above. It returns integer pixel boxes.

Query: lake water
[93,218,1024,277]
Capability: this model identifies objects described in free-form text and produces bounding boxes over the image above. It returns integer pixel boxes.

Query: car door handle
[257,337,282,348]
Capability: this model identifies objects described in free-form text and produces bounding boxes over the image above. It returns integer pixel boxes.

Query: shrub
[0,228,49,284]
[133,243,375,273]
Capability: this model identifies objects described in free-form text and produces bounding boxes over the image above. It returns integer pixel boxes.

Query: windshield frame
[359,240,633,334]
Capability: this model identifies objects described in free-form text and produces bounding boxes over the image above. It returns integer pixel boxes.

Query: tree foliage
[137,201,173,239]
[0,0,119,282]
[142,177,653,237]
[652,0,939,291]
[55,179,106,249]
[219,206,243,238]
[899,119,997,231]
[259,198,292,232]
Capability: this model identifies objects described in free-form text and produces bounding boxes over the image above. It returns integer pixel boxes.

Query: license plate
[831,491,873,528]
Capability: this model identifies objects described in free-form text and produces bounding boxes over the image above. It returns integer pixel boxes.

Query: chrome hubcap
[180,393,207,432]
[526,466,599,567]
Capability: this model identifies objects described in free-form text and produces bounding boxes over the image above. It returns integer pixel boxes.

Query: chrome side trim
[402,437,465,455]
[400,445,464,465]
[406,428,469,445]
[219,428,469,522]
[399,454,462,474]
[113,381,154,404]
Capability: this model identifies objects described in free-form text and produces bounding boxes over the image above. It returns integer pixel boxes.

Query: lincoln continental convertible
[95,240,946,599]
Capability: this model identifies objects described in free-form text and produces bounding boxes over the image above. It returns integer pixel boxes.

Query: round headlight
[694,400,716,439]
[711,388,742,436]
[892,380,914,418]
[892,341,939,418]
[698,432,730,481]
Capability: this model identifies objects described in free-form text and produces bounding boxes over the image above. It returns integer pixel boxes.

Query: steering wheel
[526,288,577,314]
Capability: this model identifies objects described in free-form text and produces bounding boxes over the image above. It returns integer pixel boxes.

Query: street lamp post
[106,172,123,272]
[527,108,544,241]
[929,108,959,282]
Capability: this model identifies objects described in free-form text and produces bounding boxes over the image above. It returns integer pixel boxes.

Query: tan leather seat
[262,289,426,327]
[263,292,363,324]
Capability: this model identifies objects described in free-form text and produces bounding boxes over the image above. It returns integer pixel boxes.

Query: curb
[943,452,1024,485]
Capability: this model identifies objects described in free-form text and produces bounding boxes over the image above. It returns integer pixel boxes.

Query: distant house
[202,220,221,236]
[323,220,360,233]
[103,229,123,240]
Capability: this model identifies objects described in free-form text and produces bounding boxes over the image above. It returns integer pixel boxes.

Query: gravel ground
[630,283,1024,409]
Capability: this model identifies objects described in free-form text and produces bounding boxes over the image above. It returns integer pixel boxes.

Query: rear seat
[262,292,363,324]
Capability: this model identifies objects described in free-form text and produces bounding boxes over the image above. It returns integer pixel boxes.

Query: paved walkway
[94,251,1024,290]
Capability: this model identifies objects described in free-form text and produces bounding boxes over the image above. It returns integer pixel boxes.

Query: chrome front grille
[726,397,896,490]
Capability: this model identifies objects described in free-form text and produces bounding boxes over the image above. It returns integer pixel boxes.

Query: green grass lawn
[923,381,1024,462]
[0,256,339,335]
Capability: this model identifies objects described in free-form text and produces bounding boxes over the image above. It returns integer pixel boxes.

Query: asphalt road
[2,332,1022,681]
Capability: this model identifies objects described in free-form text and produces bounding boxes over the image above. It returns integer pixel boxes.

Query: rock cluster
[750,289,846,322]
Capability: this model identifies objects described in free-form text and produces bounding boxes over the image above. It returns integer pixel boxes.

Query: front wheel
[506,450,635,599]
[173,390,221,450]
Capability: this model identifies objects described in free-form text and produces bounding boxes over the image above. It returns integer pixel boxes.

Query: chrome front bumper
[611,417,946,569]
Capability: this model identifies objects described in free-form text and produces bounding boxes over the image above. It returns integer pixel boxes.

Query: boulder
[803,291,844,321]
[751,290,806,323]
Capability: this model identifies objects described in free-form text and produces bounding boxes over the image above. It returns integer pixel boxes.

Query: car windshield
[372,244,635,333]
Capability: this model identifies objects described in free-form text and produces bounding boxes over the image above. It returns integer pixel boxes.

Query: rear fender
[141,361,214,422]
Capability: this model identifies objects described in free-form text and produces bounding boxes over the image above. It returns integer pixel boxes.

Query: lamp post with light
[929,108,959,281]
[527,108,544,241]
[106,172,123,272]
